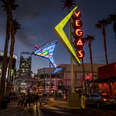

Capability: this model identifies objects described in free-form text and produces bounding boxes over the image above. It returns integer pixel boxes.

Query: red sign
[73,11,81,18]
[85,73,93,80]
[72,10,83,39]
[72,10,85,59]
[98,63,116,79]
[75,20,82,27]
[74,38,84,48]
[76,49,85,59]
[74,28,83,37]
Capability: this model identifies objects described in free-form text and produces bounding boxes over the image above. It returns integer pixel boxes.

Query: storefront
[97,62,116,97]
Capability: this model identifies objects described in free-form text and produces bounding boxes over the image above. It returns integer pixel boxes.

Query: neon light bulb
[76,39,83,46]
[75,28,83,37]
[78,50,83,58]
[75,20,82,27]
[41,51,48,56]
[76,49,84,59]
[74,11,81,18]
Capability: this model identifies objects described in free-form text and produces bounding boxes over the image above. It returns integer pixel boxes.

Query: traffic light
[72,10,85,59]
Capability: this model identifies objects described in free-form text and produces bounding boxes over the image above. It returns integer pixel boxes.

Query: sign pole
[69,19,75,93]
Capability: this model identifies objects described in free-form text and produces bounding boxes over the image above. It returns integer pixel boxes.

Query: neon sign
[75,20,82,27]
[34,41,57,68]
[74,38,84,48]
[74,28,83,37]
[72,10,85,59]
[54,6,80,64]
[76,49,85,59]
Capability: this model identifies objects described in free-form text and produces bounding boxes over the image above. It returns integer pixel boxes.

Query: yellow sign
[54,6,80,64]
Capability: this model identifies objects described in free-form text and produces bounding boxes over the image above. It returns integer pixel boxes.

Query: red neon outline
[74,11,81,18]
[75,29,83,37]
[76,39,83,46]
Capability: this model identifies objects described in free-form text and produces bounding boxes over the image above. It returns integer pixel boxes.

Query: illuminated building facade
[97,62,116,97]
[37,63,104,92]
[19,56,32,78]
[57,64,104,91]
[37,67,63,91]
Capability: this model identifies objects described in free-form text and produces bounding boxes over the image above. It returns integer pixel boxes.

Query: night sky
[0,0,116,73]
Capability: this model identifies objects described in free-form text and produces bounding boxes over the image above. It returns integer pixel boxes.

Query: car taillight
[103,98,108,101]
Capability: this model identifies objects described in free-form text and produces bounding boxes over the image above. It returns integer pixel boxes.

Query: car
[85,93,116,108]
[85,93,102,108]
[101,95,116,105]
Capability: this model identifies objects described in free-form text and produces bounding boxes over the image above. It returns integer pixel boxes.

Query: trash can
[1,97,8,109]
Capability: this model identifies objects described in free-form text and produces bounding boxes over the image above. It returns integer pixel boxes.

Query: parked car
[101,94,116,105]
[85,93,116,108]
[85,93,101,108]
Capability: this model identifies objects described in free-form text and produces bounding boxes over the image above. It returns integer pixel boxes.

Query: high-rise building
[19,56,32,78]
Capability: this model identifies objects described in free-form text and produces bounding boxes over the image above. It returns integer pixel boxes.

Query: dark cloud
[16,0,59,21]
[0,17,6,35]
[16,30,37,48]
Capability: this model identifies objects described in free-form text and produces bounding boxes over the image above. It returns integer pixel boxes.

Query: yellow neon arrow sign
[54,6,80,64]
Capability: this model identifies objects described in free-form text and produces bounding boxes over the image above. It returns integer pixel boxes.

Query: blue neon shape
[53,67,62,74]
[34,41,57,68]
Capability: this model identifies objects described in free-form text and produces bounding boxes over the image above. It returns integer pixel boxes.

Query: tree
[96,19,110,64]
[81,53,86,93]
[85,35,95,75]
[0,0,18,107]
[8,19,21,82]
[62,0,76,10]
[0,0,12,106]
[109,14,116,40]
[6,19,21,97]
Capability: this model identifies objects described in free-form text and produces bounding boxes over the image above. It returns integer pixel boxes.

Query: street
[0,99,116,116]
[40,104,116,116]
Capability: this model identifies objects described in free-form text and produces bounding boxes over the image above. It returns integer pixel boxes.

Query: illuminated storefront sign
[54,6,80,64]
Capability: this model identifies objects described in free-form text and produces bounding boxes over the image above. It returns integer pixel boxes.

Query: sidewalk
[41,97,81,111]
[40,98,116,116]
[0,102,33,116]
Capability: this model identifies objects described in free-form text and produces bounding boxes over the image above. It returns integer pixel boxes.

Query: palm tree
[85,35,95,93]
[85,35,94,75]
[8,19,21,82]
[96,19,110,64]
[109,14,116,39]
[0,0,18,107]
[62,0,76,10]
[81,56,85,93]
[0,0,12,106]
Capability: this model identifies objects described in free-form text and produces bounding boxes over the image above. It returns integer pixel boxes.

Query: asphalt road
[40,106,116,116]
[0,101,116,116]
